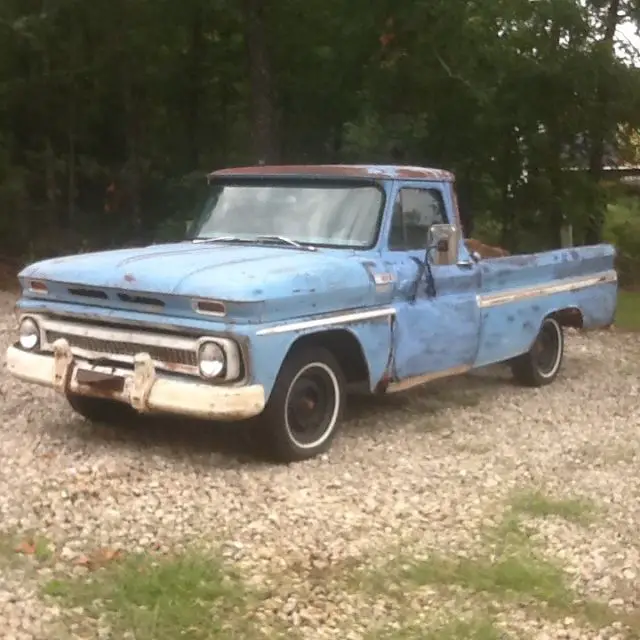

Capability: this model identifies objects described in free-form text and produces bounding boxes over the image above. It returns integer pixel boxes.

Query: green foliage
[616,290,640,330]
[604,195,640,285]
[0,0,640,257]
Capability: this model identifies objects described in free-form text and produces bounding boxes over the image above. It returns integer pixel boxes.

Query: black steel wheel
[511,316,564,387]
[261,347,345,462]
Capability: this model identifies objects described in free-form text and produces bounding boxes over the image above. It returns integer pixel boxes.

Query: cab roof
[209,164,455,182]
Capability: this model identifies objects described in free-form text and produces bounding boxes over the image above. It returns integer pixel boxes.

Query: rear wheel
[66,393,138,425]
[511,317,564,387]
[260,347,345,463]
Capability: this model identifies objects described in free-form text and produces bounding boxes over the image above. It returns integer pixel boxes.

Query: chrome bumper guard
[6,339,265,421]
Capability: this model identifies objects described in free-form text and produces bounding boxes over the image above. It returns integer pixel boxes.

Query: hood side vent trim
[68,287,109,300]
[117,292,165,308]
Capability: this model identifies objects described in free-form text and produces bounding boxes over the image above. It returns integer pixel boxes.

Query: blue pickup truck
[6,164,617,462]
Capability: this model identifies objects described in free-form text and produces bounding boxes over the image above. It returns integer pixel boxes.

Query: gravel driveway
[0,290,638,639]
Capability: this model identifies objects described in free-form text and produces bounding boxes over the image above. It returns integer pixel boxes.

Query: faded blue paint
[379,180,481,378]
[16,297,241,335]
[16,296,393,398]
[250,320,393,396]
[472,279,617,368]
[478,245,615,294]
[20,244,380,324]
[473,245,617,367]
[13,168,619,407]
[388,261,481,378]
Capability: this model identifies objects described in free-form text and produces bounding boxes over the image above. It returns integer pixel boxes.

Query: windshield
[190,180,385,249]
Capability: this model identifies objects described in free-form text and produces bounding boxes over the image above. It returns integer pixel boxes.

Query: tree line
[1,0,640,261]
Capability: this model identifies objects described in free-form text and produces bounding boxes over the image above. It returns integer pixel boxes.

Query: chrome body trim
[476,270,617,309]
[386,365,471,394]
[255,307,397,336]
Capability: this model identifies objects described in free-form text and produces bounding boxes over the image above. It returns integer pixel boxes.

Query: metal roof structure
[209,164,455,182]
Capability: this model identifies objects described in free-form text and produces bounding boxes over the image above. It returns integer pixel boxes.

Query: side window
[388,187,447,251]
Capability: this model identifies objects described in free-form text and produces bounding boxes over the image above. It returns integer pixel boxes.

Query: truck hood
[20,242,377,319]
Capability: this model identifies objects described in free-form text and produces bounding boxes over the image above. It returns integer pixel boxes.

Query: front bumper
[5,340,265,421]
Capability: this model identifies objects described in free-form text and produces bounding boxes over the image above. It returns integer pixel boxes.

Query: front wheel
[261,347,346,463]
[511,316,564,387]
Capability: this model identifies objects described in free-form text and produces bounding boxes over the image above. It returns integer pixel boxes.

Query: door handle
[457,260,475,269]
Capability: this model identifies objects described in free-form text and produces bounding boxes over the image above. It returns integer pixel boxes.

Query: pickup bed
[6,164,618,462]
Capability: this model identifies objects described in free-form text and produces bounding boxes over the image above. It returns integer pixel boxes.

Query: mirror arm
[423,248,437,298]
[408,257,425,303]
[408,250,436,304]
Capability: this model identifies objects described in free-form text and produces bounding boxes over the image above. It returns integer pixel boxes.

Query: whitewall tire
[511,317,564,387]
[261,346,345,462]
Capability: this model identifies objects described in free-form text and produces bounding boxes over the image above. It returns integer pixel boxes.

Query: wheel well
[286,329,370,386]
[550,307,584,329]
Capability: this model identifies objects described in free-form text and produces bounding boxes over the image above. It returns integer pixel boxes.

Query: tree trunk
[67,98,77,230]
[44,137,57,233]
[243,0,278,164]
[186,1,204,168]
[66,27,78,231]
[43,43,58,236]
[585,0,621,244]
[123,72,142,239]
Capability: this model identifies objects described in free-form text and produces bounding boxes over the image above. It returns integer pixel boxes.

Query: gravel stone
[1,291,639,638]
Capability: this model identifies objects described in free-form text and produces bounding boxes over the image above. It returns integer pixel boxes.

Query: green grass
[44,551,272,640]
[400,551,572,608]
[0,531,54,566]
[28,535,54,562]
[615,290,640,331]
[361,538,574,612]
[375,499,590,609]
[508,490,597,526]
[357,502,632,636]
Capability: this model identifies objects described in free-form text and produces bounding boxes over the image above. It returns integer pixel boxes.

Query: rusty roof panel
[209,164,455,182]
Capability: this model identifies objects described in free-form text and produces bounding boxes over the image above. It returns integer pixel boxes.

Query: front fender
[248,314,394,400]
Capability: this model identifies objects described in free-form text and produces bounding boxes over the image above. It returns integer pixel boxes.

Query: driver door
[384,182,482,382]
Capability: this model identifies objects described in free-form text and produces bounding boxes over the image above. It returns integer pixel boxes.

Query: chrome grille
[45,330,197,367]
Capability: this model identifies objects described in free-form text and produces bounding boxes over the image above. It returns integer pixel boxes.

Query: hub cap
[285,363,339,449]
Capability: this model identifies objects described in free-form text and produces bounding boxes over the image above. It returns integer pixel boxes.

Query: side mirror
[427,224,459,265]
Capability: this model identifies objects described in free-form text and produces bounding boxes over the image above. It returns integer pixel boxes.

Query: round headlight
[19,317,40,351]
[198,341,225,378]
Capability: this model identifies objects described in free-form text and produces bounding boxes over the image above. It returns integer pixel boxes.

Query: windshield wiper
[254,235,316,251]
[192,236,245,244]
[192,234,316,251]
